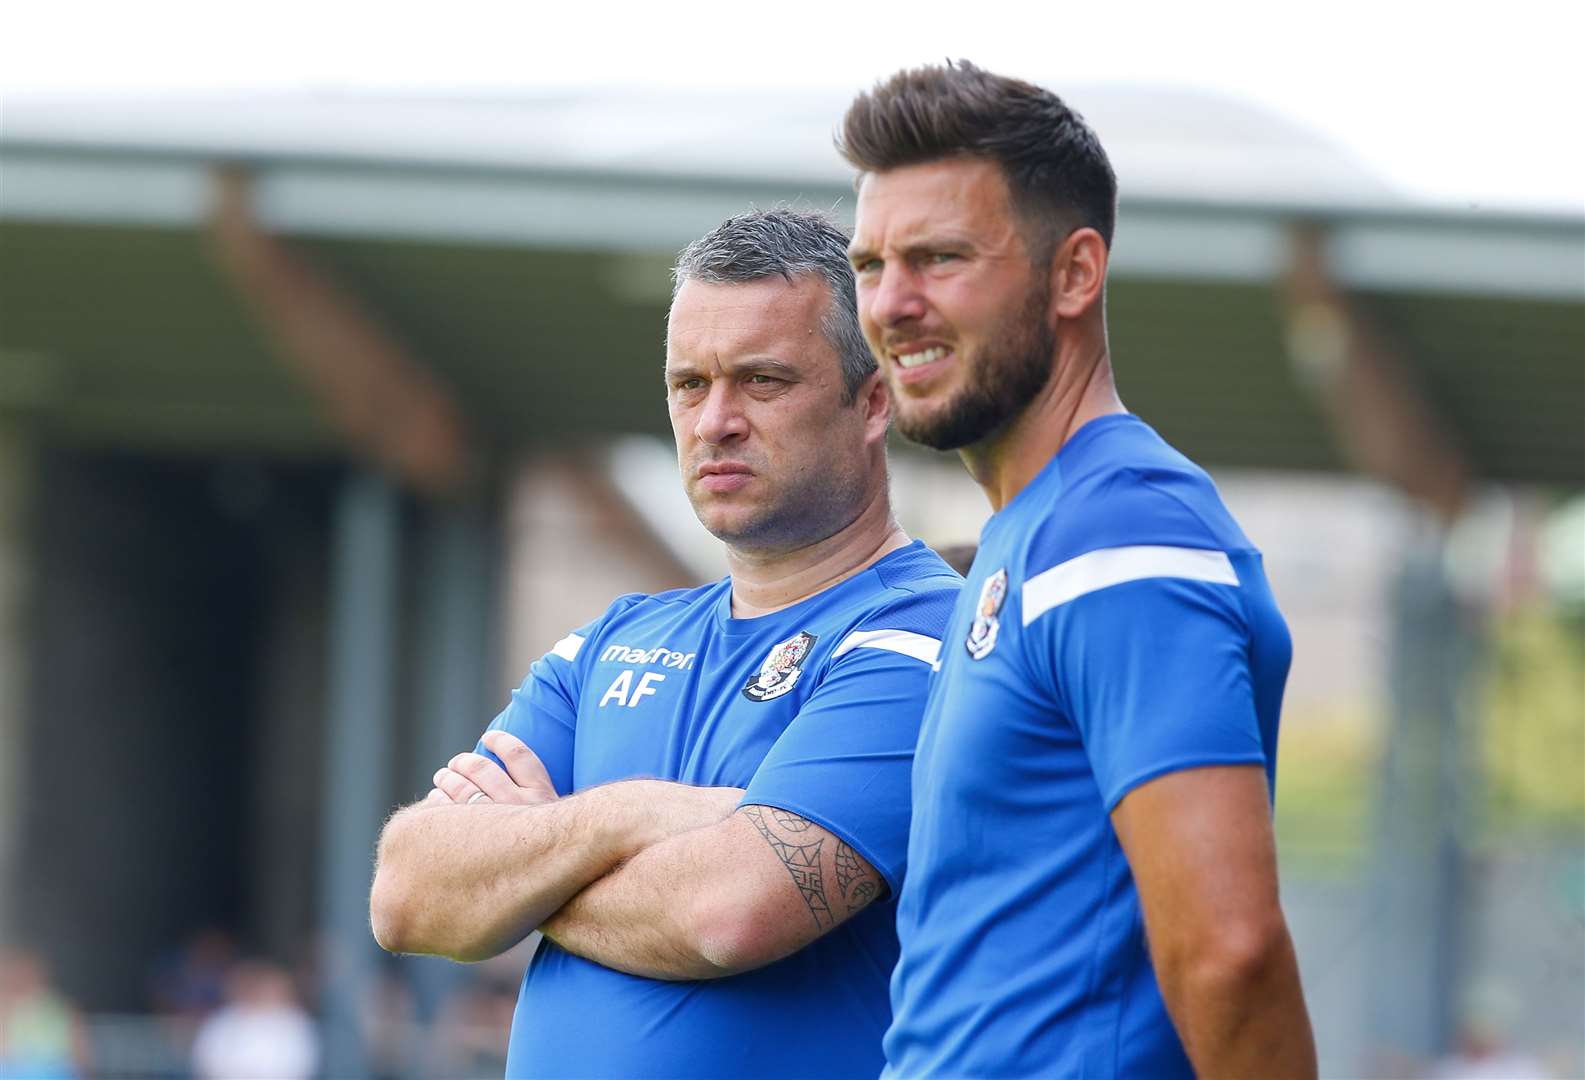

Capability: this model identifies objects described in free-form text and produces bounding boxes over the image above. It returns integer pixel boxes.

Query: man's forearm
[541,825,733,981]
[371,781,719,962]
[1114,767,1318,1079]
[543,798,872,982]
[1163,926,1317,1080]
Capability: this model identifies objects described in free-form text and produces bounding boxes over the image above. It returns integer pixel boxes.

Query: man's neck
[961,336,1125,512]
[725,490,910,619]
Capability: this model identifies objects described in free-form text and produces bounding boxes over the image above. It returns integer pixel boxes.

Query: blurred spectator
[432,955,522,1078]
[434,981,515,1078]
[149,927,237,1020]
[1427,982,1551,1079]
[1429,1038,1551,1080]
[360,965,417,1080]
[190,960,319,1080]
[0,948,89,1080]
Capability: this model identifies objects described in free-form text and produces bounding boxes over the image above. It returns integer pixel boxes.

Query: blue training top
[482,541,961,1079]
[883,415,1292,1079]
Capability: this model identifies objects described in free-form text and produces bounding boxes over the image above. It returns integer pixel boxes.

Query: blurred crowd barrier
[3,931,526,1080]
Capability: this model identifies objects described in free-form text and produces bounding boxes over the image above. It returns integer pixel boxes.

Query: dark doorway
[21,450,334,1009]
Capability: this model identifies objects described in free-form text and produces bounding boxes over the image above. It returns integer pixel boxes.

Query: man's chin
[895,404,974,452]
[694,508,769,546]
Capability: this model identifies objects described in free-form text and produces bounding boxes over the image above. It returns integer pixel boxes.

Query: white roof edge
[2,145,1581,299]
[4,137,1579,230]
[3,83,1578,217]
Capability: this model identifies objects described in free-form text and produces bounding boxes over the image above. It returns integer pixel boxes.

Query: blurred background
[1,3,1582,1077]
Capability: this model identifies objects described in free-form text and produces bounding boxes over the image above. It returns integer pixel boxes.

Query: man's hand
[1111,765,1317,1080]
[372,729,743,963]
[431,730,560,806]
[427,731,738,838]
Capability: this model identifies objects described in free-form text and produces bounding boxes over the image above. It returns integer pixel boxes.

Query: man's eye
[675,377,705,391]
[928,252,960,265]
[746,374,779,386]
[853,257,881,274]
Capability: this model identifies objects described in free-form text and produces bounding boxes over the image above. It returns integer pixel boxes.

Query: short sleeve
[741,617,947,895]
[1031,573,1267,810]
[475,620,601,798]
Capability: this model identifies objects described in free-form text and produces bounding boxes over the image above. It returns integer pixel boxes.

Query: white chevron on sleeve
[832,628,942,666]
[549,633,586,661]
[1022,545,1238,626]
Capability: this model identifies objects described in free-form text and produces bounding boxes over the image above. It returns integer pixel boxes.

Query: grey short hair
[671,207,876,403]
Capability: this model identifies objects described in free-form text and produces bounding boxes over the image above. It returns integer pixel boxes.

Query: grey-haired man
[371,208,961,1078]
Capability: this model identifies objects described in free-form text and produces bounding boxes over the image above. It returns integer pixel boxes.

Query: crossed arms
[369,730,888,979]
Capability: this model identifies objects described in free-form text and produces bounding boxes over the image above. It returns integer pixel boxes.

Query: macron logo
[600,643,697,670]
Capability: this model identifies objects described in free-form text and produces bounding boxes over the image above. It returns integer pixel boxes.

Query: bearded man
[842,62,1318,1079]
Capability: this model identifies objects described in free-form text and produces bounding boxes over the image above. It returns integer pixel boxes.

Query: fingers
[431,764,484,805]
[428,735,559,807]
[480,730,559,799]
[448,750,520,801]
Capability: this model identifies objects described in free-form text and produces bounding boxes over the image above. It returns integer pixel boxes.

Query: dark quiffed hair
[837,60,1118,257]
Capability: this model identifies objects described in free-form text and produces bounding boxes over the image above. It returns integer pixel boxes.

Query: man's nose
[865,264,928,330]
[694,383,748,445]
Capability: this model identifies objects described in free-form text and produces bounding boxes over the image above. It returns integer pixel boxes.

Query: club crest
[965,568,1008,660]
[743,631,817,702]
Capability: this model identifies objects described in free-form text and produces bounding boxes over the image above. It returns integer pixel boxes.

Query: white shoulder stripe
[832,628,942,666]
[549,633,586,662]
[1022,545,1238,626]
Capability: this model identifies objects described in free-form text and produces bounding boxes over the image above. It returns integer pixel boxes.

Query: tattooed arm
[739,807,882,931]
[539,802,889,980]
[536,609,939,980]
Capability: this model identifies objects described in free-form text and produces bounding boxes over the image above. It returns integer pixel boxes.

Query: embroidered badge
[965,569,1008,660]
[743,631,817,702]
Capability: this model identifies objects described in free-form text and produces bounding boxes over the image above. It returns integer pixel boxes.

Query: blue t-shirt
[482,541,961,1079]
[883,415,1292,1080]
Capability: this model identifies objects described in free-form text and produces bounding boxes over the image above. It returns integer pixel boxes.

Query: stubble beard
[893,279,1056,452]
[690,460,868,556]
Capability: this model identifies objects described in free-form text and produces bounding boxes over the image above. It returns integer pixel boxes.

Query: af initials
[599,669,665,708]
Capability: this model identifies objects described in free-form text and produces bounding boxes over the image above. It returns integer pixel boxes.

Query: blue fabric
[883,415,1292,1079]
[480,541,961,1079]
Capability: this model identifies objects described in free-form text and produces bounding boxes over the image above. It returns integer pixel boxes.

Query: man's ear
[1049,227,1109,321]
[860,370,892,443]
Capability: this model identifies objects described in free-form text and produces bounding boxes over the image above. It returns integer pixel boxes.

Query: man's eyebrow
[849,236,974,265]
[732,358,801,380]
[663,358,802,381]
[899,236,973,257]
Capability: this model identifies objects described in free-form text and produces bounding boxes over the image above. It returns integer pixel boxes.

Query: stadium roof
[0,84,1406,203]
[2,87,1582,485]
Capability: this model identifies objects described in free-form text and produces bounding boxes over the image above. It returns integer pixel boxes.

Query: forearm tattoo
[834,842,882,914]
[743,806,832,929]
[834,841,864,894]
[741,806,887,931]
